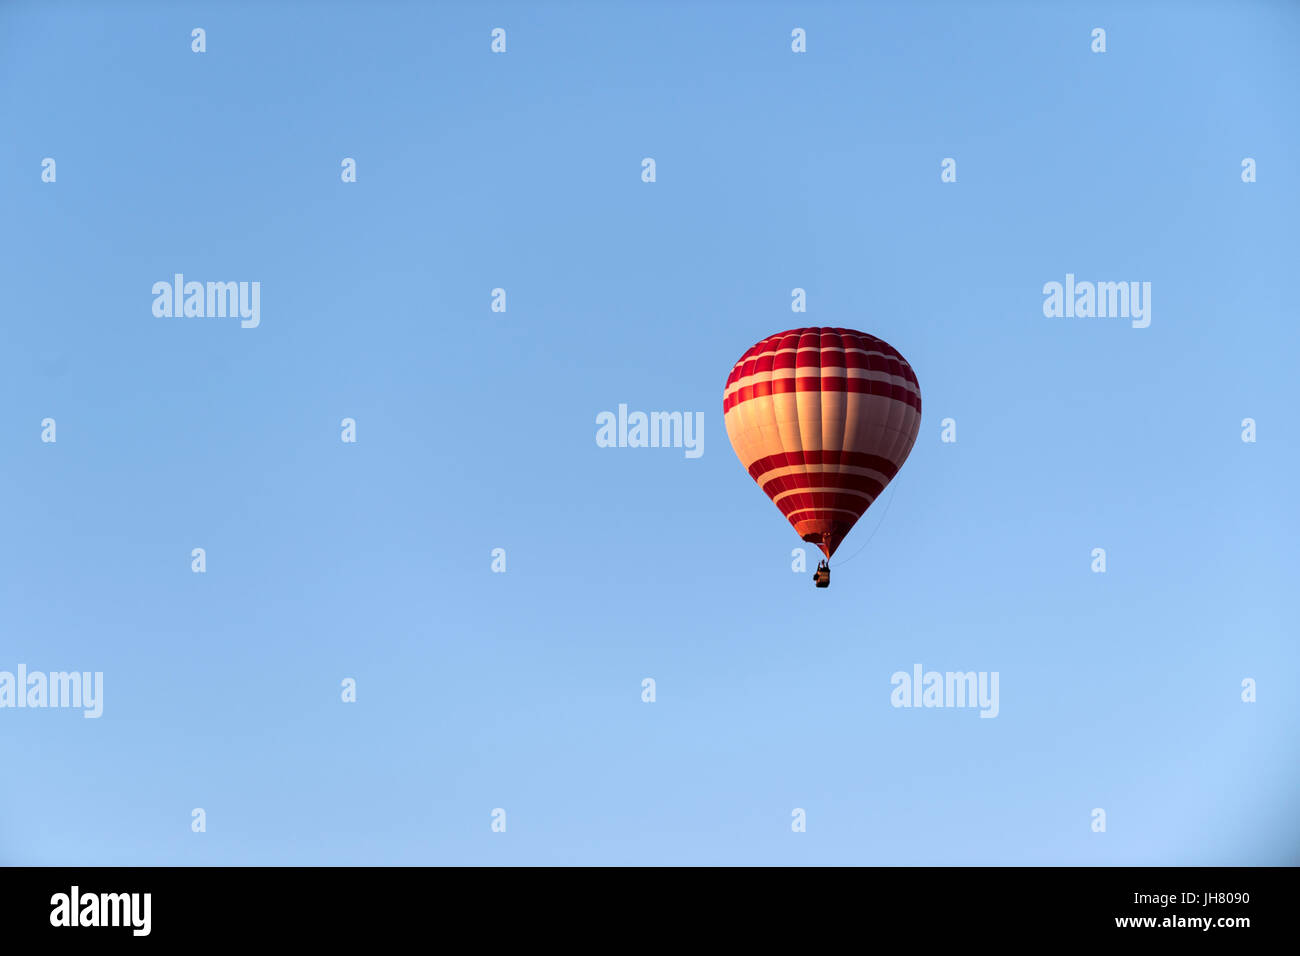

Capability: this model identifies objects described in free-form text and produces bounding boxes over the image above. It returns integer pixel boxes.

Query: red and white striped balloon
[723,327,921,558]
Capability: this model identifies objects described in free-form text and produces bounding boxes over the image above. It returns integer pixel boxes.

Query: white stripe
[725,367,920,402]
[752,463,893,485]
[731,344,907,371]
[784,506,864,519]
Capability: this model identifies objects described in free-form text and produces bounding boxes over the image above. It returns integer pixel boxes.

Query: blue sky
[1,0,1296,865]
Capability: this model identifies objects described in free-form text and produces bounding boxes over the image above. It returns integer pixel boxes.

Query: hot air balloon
[723,327,921,587]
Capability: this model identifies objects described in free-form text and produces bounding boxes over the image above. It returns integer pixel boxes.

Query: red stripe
[747,450,901,482]
[785,508,869,522]
[723,375,920,413]
[733,345,917,384]
[775,492,874,519]
[795,350,823,368]
[761,470,886,500]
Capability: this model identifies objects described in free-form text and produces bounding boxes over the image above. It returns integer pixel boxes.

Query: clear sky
[1,0,1296,865]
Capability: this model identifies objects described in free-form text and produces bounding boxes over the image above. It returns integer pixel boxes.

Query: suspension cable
[832,484,900,567]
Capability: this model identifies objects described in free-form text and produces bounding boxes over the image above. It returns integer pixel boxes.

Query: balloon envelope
[723,327,921,558]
